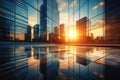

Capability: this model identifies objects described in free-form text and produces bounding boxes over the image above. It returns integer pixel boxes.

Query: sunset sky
[28,0,104,38]
[57,0,104,37]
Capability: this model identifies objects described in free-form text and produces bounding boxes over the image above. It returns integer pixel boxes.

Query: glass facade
[0,0,120,80]
[0,45,120,80]
[88,0,104,41]
[15,0,28,41]
[0,0,43,42]
[0,0,119,43]
[105,0,120,42]
[66,0,104,42]
[40,0,59,42]
[0,0,28,41]
[0,0,15,41]
[33,24,40,41]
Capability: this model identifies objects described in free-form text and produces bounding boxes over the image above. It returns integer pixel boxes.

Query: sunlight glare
[66,27,77,41]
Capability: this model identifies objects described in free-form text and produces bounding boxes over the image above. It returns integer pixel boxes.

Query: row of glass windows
[0,0,28,41]
[67,0,104,38]
[39,0,59,41]
[0,0,109,42]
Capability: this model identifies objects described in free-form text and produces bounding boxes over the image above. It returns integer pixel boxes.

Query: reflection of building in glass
[0,46,28,80]
[40,0,59,42]
[32,46,59,80]
[25,25,31,42]
[39,54,47,80]
[49,32,54,42]
[33,24,40,41]
[0,0,15,41]
[76,56,91,66]
[54,26,59,36]
[0,0,28,41]
[59,52,66,60]
[58,47,105,80]
[54,26,59,42]
[49,26,59,43]
[105,0,120,42]
[33,48,59,80]
[76,48,91,66]
[59,24,65,42]
[33,47,49,59]
[76,17,88,42]
[25,46,32,57]
[105,49,120,80]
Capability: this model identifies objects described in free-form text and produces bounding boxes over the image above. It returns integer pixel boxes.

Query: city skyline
[28,0,104,39]
[0,0,120,43]
[0,0,120,80]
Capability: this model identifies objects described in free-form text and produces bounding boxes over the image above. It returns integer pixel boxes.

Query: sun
[69,29,76,39]
[65,26,77,42]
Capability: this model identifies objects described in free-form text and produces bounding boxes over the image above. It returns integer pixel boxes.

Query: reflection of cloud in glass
[69,0,77,7]
[90,18,104,37]
[91,28,103,37]
[58,1,67,11]
[92,1,104,10]
[60,12,79,25]
[58,0,77,11]
[60,12,68,24]
[27,0,105,38]
[27,0,43,27]
[99,1,104,6]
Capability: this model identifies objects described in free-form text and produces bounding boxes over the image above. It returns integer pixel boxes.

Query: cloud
[92,1,104,10]
[59,1,67,11]
[60,12,68,17]
[69,0,77,7]
[58,0,77,11]
[90,18,104,37]
[92,18,104,29]
[93,5,99,10]
[60,12,68,24]
[96,18,104,23]
[99,1,104,6]
[58,0,63,3]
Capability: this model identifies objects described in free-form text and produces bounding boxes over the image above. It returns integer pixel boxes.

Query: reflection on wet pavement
[0,45,120,80]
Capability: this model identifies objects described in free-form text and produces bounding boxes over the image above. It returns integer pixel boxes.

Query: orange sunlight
[66,26,77,42]
[69,29,76,39]
[90,28,103,38]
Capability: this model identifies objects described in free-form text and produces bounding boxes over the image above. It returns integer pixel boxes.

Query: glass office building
[40,0,59,42]
[0,0,15,41]
[105,0,120,42]
[33,24,40,41]
[0,0,105,42]
[0,0,28,41]
[67,0,105,42]
[0,0,43,42]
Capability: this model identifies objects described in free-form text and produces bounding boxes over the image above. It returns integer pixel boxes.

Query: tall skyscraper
[76,17,88,42]
[105,0,120,42]
[25,25,31,42]
[33,24,40,41]
[54,26,59,36]
[54,26,59,42]
[0,0,28,41]
[40,0,59,42]
[59,24,65,42]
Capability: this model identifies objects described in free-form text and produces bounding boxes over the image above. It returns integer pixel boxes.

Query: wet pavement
[0,45,120,80]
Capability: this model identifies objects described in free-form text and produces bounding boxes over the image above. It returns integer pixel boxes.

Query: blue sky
[57,0,104,24]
